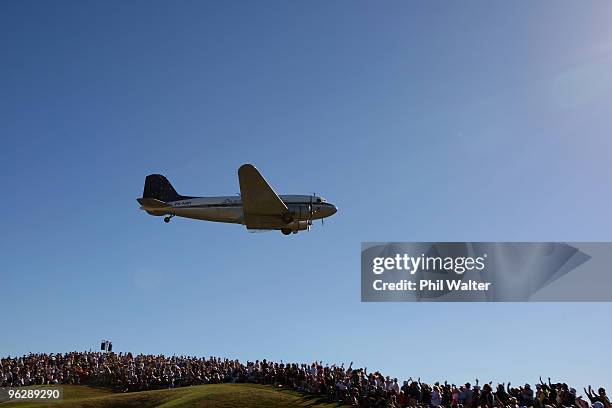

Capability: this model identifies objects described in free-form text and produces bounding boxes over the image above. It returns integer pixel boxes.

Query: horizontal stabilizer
[137,197,171,210]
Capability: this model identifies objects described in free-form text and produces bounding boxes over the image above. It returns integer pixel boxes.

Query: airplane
[136,164,337,235]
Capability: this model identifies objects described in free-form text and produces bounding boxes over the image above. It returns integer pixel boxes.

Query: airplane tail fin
[142,174,185,203]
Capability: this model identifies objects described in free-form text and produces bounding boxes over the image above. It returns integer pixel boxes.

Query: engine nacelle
[286,220,311,233]
[287,203,313,221]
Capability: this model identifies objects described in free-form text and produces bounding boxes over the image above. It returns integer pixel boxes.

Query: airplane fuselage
[155,195,336,225]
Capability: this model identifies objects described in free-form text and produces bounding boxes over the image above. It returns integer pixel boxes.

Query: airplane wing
[238,164,288,228]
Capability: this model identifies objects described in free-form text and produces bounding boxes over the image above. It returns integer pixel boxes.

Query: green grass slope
[1,384,340,408]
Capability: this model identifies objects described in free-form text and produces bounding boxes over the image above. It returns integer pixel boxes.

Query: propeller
[309,194,313,230]
[297,201,311,232]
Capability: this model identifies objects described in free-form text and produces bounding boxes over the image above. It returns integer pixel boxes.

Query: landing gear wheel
[281,228,291,235]
[164,216,172,223]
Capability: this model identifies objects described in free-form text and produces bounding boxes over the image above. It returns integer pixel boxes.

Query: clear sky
[1,0,611,391]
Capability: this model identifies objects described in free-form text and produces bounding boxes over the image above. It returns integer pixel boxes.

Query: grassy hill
[0,384,340,408]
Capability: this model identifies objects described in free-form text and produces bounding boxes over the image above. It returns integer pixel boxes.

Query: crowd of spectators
[1,352,609,408]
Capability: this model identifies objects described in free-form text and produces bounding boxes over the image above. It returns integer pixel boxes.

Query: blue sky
[1,0,612,390]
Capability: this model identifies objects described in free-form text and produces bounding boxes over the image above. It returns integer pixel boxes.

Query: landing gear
[281,228,291,235]
[164,215,174,223]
